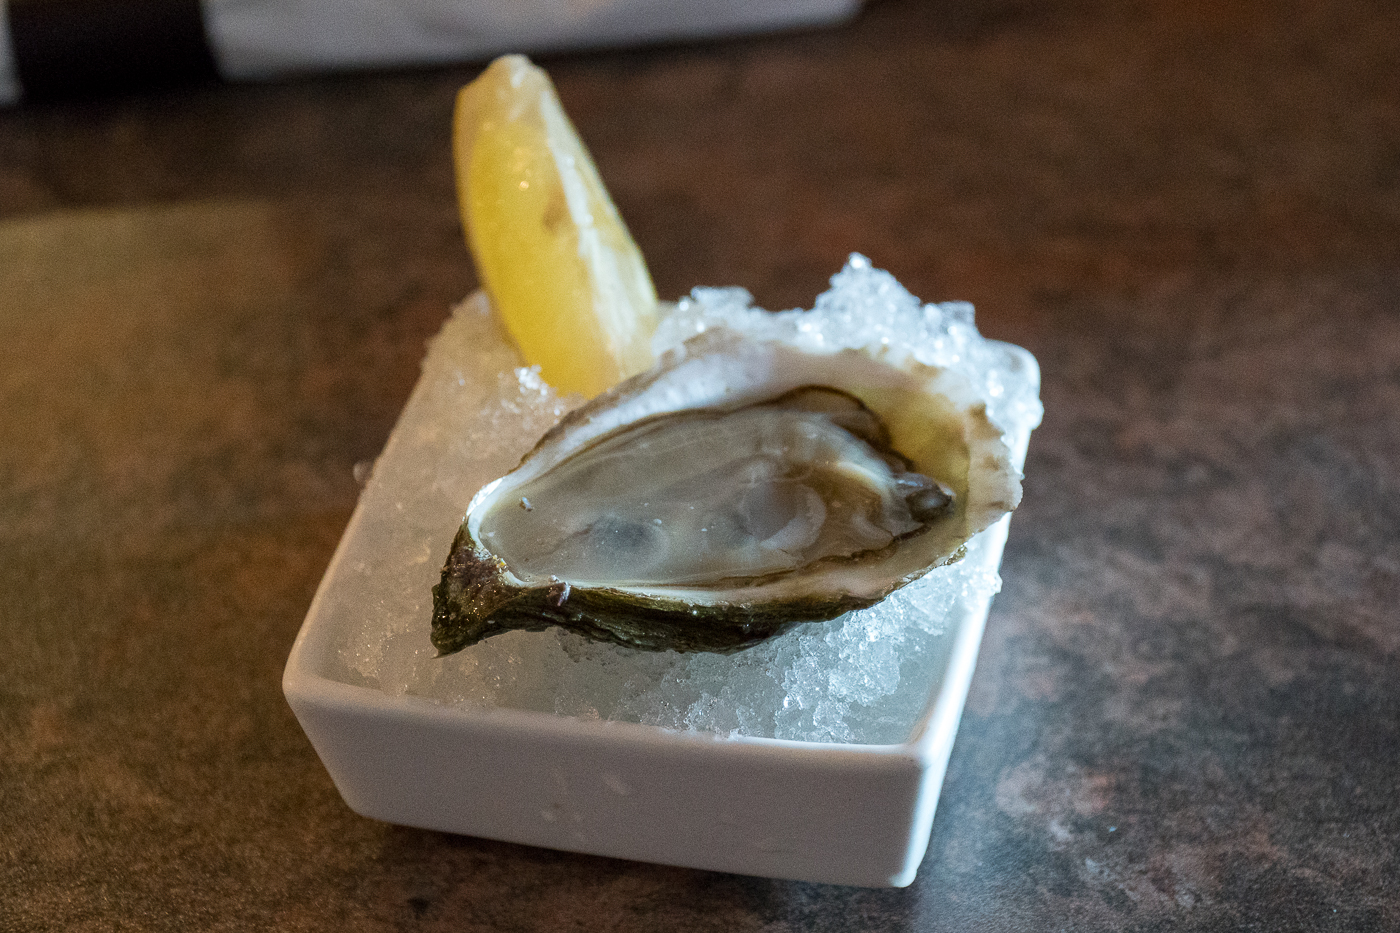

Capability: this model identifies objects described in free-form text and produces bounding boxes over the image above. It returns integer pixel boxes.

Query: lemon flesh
[454,55,659,398]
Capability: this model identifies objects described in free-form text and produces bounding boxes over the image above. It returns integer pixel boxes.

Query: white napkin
[0,0,859,104]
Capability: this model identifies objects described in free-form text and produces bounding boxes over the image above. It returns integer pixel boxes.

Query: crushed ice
[331,256,1040,745]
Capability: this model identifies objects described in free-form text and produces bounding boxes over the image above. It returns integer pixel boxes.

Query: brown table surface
[3,0,1398,929]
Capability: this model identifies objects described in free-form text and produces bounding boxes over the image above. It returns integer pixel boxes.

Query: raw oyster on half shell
[431,328,1021,655]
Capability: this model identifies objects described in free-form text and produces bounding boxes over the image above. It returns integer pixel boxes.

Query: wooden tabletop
[3,0,1398,929]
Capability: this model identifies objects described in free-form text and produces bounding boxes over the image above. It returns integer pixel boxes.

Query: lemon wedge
[454,55,659,398]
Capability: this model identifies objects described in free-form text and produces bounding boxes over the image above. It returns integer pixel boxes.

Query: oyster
[431,328,1021,655]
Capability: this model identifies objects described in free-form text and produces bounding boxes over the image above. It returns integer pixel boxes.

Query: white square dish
[284,288,1036,888]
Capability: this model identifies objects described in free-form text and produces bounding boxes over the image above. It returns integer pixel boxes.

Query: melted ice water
[325,256,1041,744]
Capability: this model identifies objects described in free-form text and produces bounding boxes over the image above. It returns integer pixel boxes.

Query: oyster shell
[431,328,1021,655]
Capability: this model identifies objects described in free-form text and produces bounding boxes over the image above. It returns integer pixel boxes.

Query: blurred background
[2,0,1398,930]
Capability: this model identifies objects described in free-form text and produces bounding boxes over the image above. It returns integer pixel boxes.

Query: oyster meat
[432,328,1021,655]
